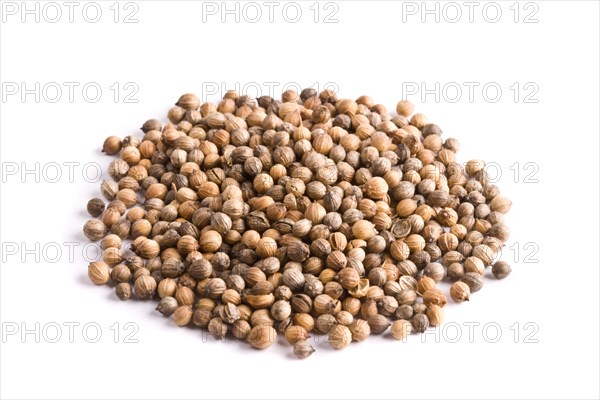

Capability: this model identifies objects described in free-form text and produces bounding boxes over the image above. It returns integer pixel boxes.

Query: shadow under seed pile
[83,89,513,358]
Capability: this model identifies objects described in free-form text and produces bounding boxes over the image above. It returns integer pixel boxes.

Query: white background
[1,1,599,399]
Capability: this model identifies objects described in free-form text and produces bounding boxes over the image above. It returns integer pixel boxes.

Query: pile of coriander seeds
[84,89,512,358]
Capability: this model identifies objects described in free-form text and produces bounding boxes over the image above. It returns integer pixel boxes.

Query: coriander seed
[416,276,436,295]
[412,314,429,333]
[450,282,471,302]
[156,296,178,316]
[248,325,277,349]
[115,282,132,301]
[395,304,414,320]
[293,340,315,359]
[87,198,105,217]
[232,320,251,340]
[349,319,371,341]
[134,275,157,299]
[367,314,391,334]
[492,261,512,279]
[173,306,193,327]
[391,319,413,340]
[208,317,228,339]
[271,300,292,321]
[284,325,310,344]
[83,219,107,241]
[316,314,337,334]
[426,304,444,326]
[102,136,122,155]
[462,272,484,293]
[88,261,110,285]
[111,264,131,283]
[328,324,352,350]
[423,288,447,307]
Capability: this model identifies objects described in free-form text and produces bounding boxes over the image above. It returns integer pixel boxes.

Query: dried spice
[83,90,513,357]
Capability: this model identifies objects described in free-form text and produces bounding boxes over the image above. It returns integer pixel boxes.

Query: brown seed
[450,281,471,302]
[492,261,512,279]
[115,282,132,300]
[367,314,391,334]
[176,93,200,110]
[200,230,222,253]
[464,256,485,275]
[390,319,413,340]
[422,288,447,307]
[336,268,360,290]
[472,244,495,266]
[412,313,429,333]
[349,319,371,341]
[135,239,160,259]
[156,297,178,316]
[173,306,193,327]
[416,276,436,295]
[462,272,484,292]
[102,136,122,155]
[232,320,251,340]
[293,340,315,359]
[87,198,105,217]
[396,100,415,117]
[256,237,278,258]
[247,325,277,349]
[284,325,310,344]
[88,261,110,285]
[110,264,131,283]
[208,317,228,339]
[447,262,465,281]
[83,219,107,241]
[490,196,512,213]
[426,304,444,326]
[328,324,352,350]
[134,275,157,299]
[362,177,389,200]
